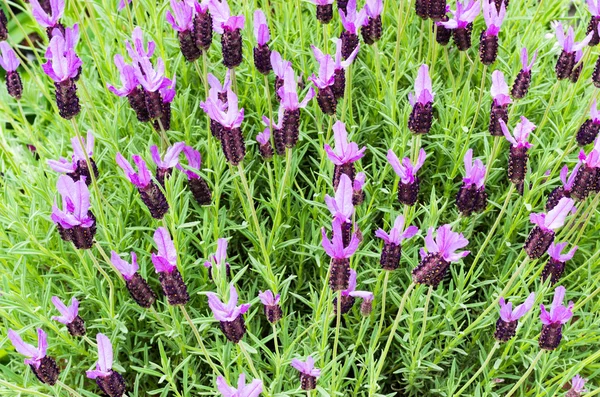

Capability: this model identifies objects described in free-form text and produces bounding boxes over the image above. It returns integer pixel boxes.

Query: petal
[96,333,113,373]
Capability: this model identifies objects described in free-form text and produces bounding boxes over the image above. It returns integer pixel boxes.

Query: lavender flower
[207,283,251,343]
[576,99,600,146]
[132,57,176,131]
[271,51,292,97]
[408,65,434,134]
[51,175,97,249]
[546,163,580,211]
[116,153,169,219]
[253,9,272,74]
[150,142,185,186]
[291,356,321,391]
[322,217,361,290]
[494,293,535,342]
[263,107,285,155]
[278,67,315,148]
[126,26,155,63]
[42,25,82,119]
[166,0,201,62]
[588,0,600,46]
[205,71,231,139]
[553,22,592,81]
[325,121,366,188]
[415,0,430,19]
[118,0,132,11]
[0,9,7,41]
[339,0,366,59]
[352,172,366,205]
[361,0,383,44]
[387,148,427,206]
[525,197,575,259]
[375,215,418,271]
[479,0,505,65]
[440,0,480,51]
[456,149,487,216]
[312,41,355,100]
[30,0,64,38]
[8,328,59,385]
[86,333,126,397]
[0,42,22,99]
[52,296,86,336]
[216,373,263,397]
[111,251,156,308]
[256,127,274,159]
[488,70,511,136]
[412,225,469,287]
[333,269,374,314]
[193,0,213,51]
[539,286,574,350]
[434,6,453,45]
[542,242,578,285]
[325,174,356,247]
[177,145,212,205]
[309,51,337,115]
[572,139,600,199]
[511,47,537,99]
[48,130,99,185]
[152,227,189,305]
[566,375,587,397]
[204,238,231,280]
[107,55,150,122]
[500,116,535,195]
[309,0,335,23]
[209,0,244,68]
[259,290,282,323]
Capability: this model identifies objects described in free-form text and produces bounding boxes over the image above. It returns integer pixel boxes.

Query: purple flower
[116,152,152,189]
[589,0,600,15]
[420,224,470,262]
[499,292,535,322]
[86,333,115,379]
[278,67,315,111]
[520,47,537,72]
[256,127,271,146]
[30,0,64,28]
[590,99,600,124]
[126,27,156,62]
[291,356,321,377]
[440,0,480,29]
[51,296,79,324]
[118,0,132,11]
[387,148,426,184]
[324,121,366,166]
[482,0,506,36]
[151,142,185,171]
[151,227,178,274]
[166,0,195,32]
[569,375,587,394]
[204,238,229,271]
[208,0,245,34]
[578,137,600,168]
[207,70,232,100]
[530,197,575,232]
[176,145,204,179]
[333,38,359,70]
[540,285,574,325]
[216,373,263,397]
[7,328,48,368]
[342,269,374,301]
[499,116,535,149]
[271,51,292,82]
[325,174,354,222]
[559,163,581,191]
[253,9,270,46]
[51,175,94,228]
[339,0,367,34]
[547,242,578,262]
[133,57,169,93]
[408,64,434,107]
[0,42,20,72]
[554,22,593,55]
[47,129,94,174]
[200,88,244,129]
[491,70,511,106]
[353,172,366,192]
[107,55,139,97]
[364,0,383,18]
[42,29,82,82]
[206,283,251,322]
[463,149,486,188]
[375,215,419,245]
[111,251,139,281]
[309,51,336,89]
[321,217,361,259]
[258,290,280,306]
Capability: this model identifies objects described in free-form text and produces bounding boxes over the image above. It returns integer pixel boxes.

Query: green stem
[180,306,221,376]
[376,272,390,342]
[55,380,83,397]
[87,250,115,318]
[413,286,432,360]
[239,342,262,382]
[268,148,293,248]
[331,290,342,393]
[505,350,544,397]
[453,342,500,396]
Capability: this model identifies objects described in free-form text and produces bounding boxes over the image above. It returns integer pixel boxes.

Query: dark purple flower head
[206,283,251,322]
[554,22,593,55]
[271,51,292,81]
[116,152,152,189]
[42,27,82,83]
[126,27,156,62]
[540,285,574,325]
[258,290,280,306]
[51,296,79,325]
[499,116,535,149]
[200,88,244,128]
[166,0,195,32]
[107,55,139,97]
[321,217,360,259]
[440,0,480,29]
[151,142,185,170]
[47,130,94,174]
[364,0,383,18]
[342,269,374,302]
[569,375,587,394]
[278,67,315,111]
[291,356,321,377]
[520,47,538,72]
[463,149,486,188]
[309,50,336,89]
[325,174,355,222]
[152,227,178,274]
[30,0,64,28]
[375,215,418,245]
[324,121,366,165]
[499,292,535,322]
[491,70,511,106]
[547,242,578,262]
[408,65,434,107]
[419,224,470,262]
[8,328,48,369]
[559,163,581,190]
[204,238,229,271]
[51,175,94,229]
[253,9,270,46]
[208,0,245,33]
[482,0,506,36]
[111,251,139,281]
[216,373,263,397]
[339,0,367,34]
[387,148,426,184]
[176,145,203,179]
[0,42,20,72]
[530,197,575,232]
[86,333,115,379]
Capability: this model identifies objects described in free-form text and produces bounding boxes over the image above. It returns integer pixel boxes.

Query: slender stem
[87,250,115,318]
[82,335,96,347]
[376,272,390,341]
[505,350,544,397]
[453,342,500,396]
[537,82,559,133]
[239,342,262,381]
[156,118,170,149]
[56,380,84,397]
[486,136,502,179]
[331,290,342,393]
[264,74,275,139]
[322,23,329,54]
[268,148,293,248]
[179,306,221,375]
[272,324,280,358]
[231,68,238,93]
[413,286,433,360]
